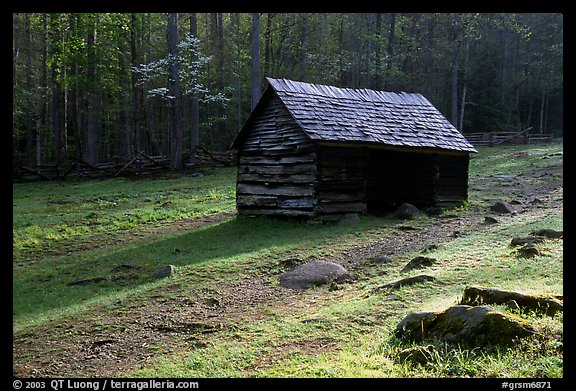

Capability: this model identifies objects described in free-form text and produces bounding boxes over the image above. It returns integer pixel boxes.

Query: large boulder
[278,261,350,289]
[395,305,535,347]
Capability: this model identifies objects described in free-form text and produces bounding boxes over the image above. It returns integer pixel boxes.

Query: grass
[12,166,236,261]
[12,141,563,378]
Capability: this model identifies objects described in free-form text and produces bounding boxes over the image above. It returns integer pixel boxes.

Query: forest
[12,13,563,171]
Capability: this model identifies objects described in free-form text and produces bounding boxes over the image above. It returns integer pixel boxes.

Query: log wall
[313,146,368,221]
[236,94,317,218]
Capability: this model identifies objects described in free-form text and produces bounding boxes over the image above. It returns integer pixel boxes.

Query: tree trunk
[168,13,183,170]
[450,13,460,128]
[216,12,226,150]
[50,14,64,169]
[85,22,99,164]
[189,13,200,154]
[384,13,396,89]
[233,13,242,132]
[264,13,275,78]
[458,84,466,132]
[374,13,382,89]
[539,87,546,134]
[24,14,35,165]
[251,13,261,110]
[131,13,144,154]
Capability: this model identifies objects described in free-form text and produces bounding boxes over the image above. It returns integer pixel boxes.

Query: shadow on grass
[13,214,390,326]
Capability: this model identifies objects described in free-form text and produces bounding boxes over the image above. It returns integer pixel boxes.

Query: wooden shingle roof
[234,77,477,153]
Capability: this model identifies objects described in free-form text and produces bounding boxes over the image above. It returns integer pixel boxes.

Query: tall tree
[251,12,261,109]
[168,13,183,170]
[189,13,200,154]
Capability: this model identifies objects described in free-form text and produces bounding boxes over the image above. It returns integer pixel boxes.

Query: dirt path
[12,157,563,378]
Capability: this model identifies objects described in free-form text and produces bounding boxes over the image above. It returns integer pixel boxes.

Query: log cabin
[231,78,477,221]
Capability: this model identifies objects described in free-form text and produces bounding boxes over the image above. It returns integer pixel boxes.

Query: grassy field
[12,141,563,379]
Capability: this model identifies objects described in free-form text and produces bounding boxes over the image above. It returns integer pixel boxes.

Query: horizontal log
[240,164,316,175]
[237,183,314,197]
[239,154,316,165]
[315,201,367,214]
[316,192,364,202]
[238,208,314,217]
[238,173,315,184]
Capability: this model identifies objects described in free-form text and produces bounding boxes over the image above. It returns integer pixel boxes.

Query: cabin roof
[233,77,477,153]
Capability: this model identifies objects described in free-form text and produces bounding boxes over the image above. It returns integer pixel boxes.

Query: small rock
[530,229,563,239]
[530,198,544,205]
[301,317,330,324]
[420,244,439,253]
[517,244,540,258]
[383,294,399,302]
[400,256,436,273]
[153,265,176,279]
[510,236,543,246]
[484,215,499,224]
[369,256,393,265]
[373,275,436,292]
[67,276,107,286]
[396,203,421,219]
[111,263,143,273]
[490,201,516,214]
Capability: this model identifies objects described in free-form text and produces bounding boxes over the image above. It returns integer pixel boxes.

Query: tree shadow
[13,215,387,324]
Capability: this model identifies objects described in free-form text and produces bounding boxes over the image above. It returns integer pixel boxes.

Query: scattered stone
[274,258,303,270]
[530,229,563,239]
[396,225,419,231]
[338,213,360,225]
[396,345,436,365]
[152,265,176,279]
[396,203,421,219]
[383,294,399,302]
[420,244,439,253]
[460,286,563,316]
[450,230,463,238]
[369,256,393,265]
[395,305,535,347]
[203,297,220,307]
[517,244,540,258]
[301,317,330,324]
[278,261,350,290]
[490,201,516,214]
[67,274,117,286]
[400,256,436,273]
[494,174,518,180]
[68,276,107,286]
[529,198,544,205]
[373,275,436,292]
[484,215,499,224]
[111,263,144,273]
[510,236,544,246]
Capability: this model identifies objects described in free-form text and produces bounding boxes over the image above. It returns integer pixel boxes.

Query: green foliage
[12,13,563,163]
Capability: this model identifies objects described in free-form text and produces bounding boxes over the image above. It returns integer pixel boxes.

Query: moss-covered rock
[460,286,563,316]
[395,305,535,347]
